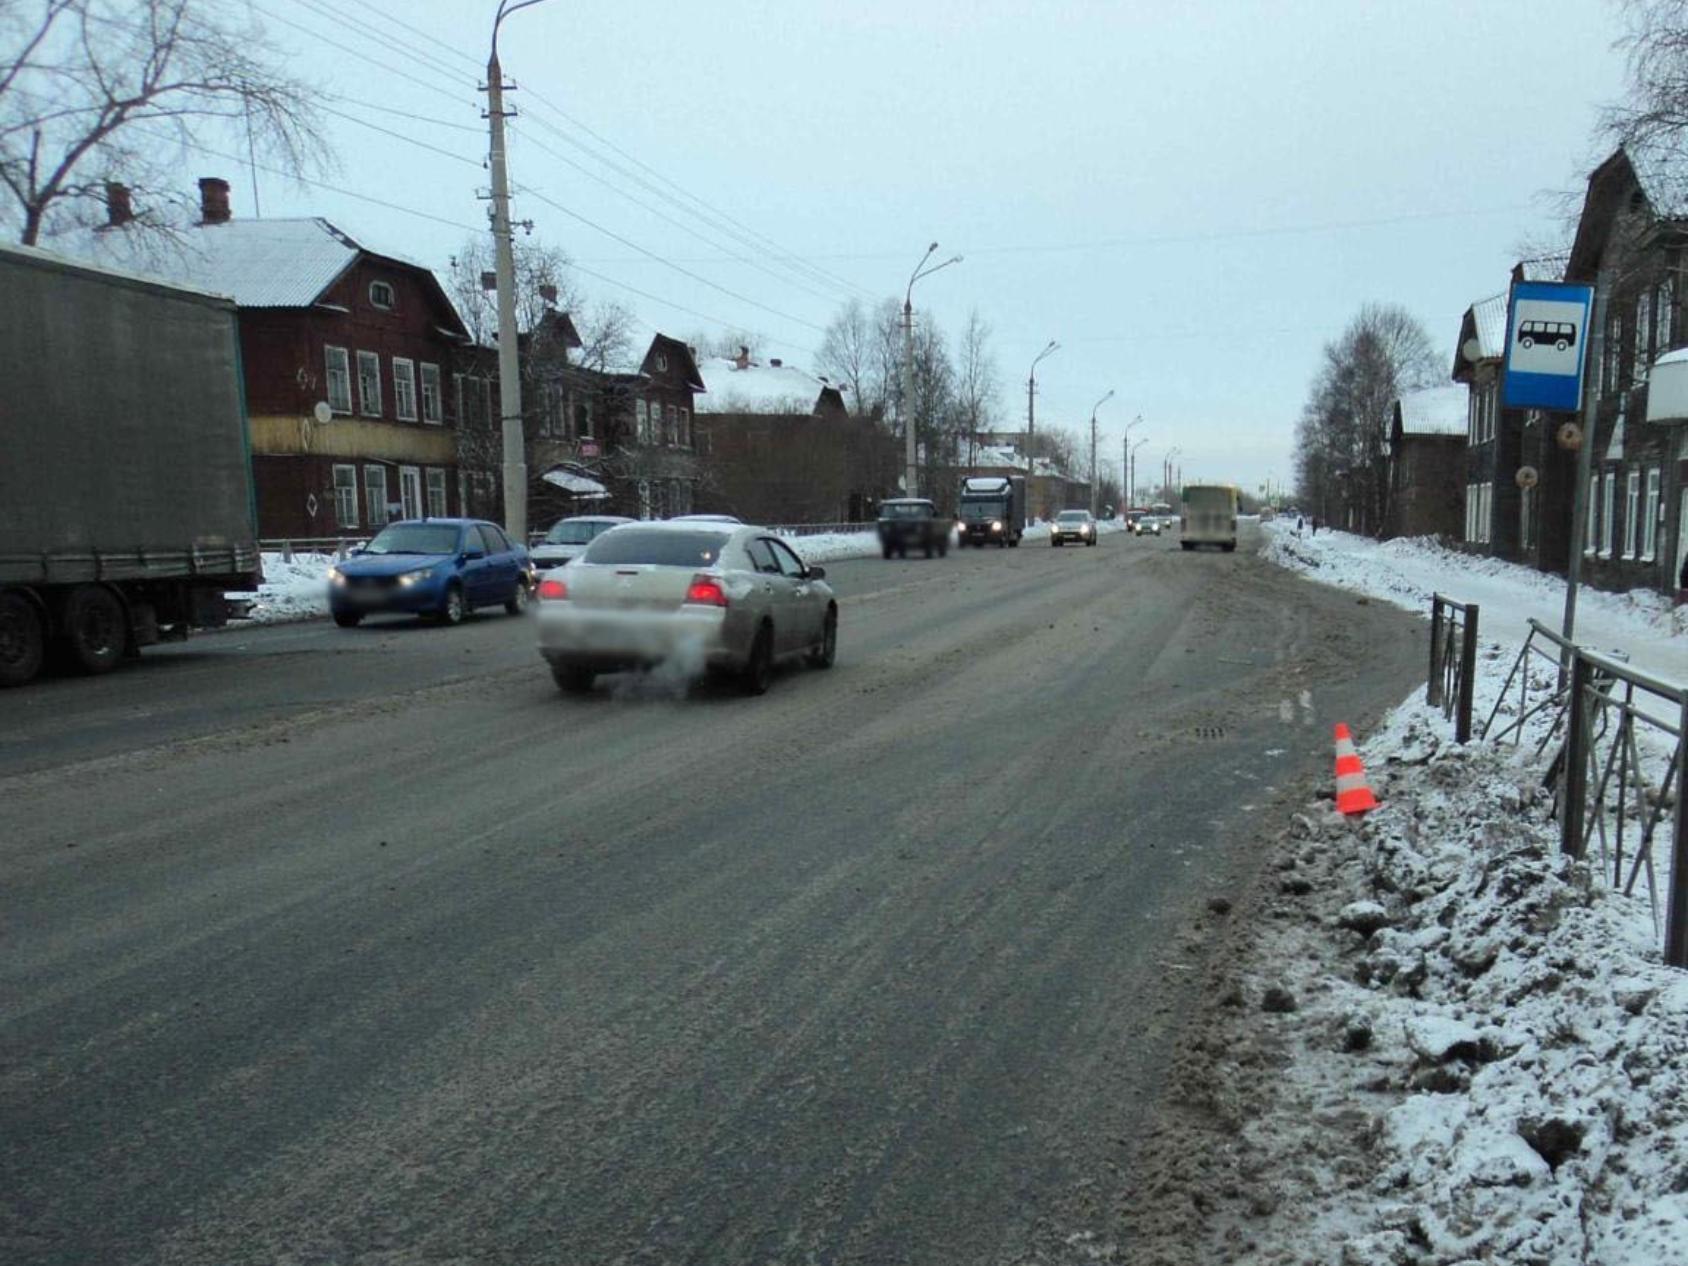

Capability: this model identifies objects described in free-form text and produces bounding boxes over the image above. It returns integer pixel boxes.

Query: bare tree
[447,236,583,346]
[817,298,875,415]
[954,308,998,465]
[1607,0,1688,161]
[0,0,329,245]
[575,300,636,372]
[686,327,766,363]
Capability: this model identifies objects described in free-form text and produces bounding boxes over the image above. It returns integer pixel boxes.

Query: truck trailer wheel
[0,591,46,687]
[60,584,126,675]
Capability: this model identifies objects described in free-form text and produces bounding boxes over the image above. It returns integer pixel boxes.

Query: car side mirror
[460,548,486,562]
[806,565,826,580]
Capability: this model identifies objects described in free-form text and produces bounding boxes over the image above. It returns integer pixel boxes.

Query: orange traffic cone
[1334,723,1379,816]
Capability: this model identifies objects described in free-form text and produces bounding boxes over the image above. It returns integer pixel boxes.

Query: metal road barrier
[259,537,370,561]
[1562,649,1687,966]
[1473,611,1687,968]
[1427,593,1479,743]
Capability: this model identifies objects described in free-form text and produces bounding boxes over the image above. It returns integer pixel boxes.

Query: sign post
[1501,277,1599,652]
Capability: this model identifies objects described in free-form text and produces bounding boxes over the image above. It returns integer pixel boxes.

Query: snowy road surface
[0,525,1425,1265]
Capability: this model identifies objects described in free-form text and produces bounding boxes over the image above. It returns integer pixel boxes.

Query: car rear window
[581,529,729,567]
[1058,511,1088,522]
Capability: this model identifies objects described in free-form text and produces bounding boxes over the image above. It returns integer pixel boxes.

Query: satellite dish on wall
[1515,465,1540,490]
[1556,421,1583,451]
[312,401,333,425]
[1462,337,1483,363]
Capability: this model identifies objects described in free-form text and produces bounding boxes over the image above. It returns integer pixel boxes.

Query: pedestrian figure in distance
[1311,516,1320,536]
[1296,515,1304,536]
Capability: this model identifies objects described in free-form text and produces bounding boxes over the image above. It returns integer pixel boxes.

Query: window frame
[1601,470,1617,557]
[766,537,808,578]
[1586,473,1600,554]
[1623,469,1641,559]
[1642,468,1661,562]
[364,464,390,528]
[332,463,359,529]
[368,279,396,311]
[425,467,448,518]
[392,356,418,422]
[419,362,443,424]
[325,344,352,414]
[356,350,382,418]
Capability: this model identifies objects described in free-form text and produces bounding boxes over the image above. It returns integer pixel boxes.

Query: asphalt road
[0,525,1424,1265]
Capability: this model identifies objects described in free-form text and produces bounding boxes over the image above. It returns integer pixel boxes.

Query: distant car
[329,518,533,627]
[1051,509,1098,546]
[1132,516,1163,537]
[877,497,953,559]
[536,522,836,696]
[670,514,743,524]
[532,515,634,570]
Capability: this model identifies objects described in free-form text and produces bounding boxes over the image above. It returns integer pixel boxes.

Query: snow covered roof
[1471,292,1508,360]
[973,443,1071,480]
[76,217,370,308]
[1515,256,1566,283]
[1396,385,1469,437]
[695,356,836,414]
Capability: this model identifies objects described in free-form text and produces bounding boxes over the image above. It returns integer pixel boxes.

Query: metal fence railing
[1447,601,1688,968]
[259,537,371,561]
[1562,649,1688,965]
[1427,593,1479,743]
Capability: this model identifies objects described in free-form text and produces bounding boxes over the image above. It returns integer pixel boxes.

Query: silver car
[535,522,837,695]
[1051,508,1097,546]
[531,515,634,570]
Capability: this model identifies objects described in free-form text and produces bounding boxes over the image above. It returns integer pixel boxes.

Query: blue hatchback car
[328,518,535,627]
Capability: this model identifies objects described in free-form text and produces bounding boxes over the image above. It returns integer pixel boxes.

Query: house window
[332,464,358,528]
[426,467,448,518]
[1601,470,1616,556]
[1586,474,1600,553]
[679,406,690,447]
[1623,469,1641,558]
[636,399,650,444]
[325,345,352,413]
[1603,311,1622,394]
[655,353,669,372]
[575,396,593,439]
[357,351,382,417]
[1659,275,1676,351]
[393,357,418,421]
[399,466,423,520]
[1480,482,1493,544]
[365,465,390,527]
[369,280,396,310]
[1520,485,1534,552]
[1465,485,1478,543]
[1642,467,1661,561]
[1634,292,1653,383]
[419,363,443,424]
[665,404,678,446]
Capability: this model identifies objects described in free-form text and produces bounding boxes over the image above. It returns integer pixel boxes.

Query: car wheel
[333,610,362,628]
[1221,542,1237,553]
[924,542,934,559]
[808,606,837,669]
[437,584,466,625]
[1087,536,1097,546]
[1181,541,1195,551]
[882,546,893,560]
[741,623,773,695]
[552,664,595,694]
[938,541,948,558]
[60,584,126,674]
[505,579,530,615]
[0,591,46,687]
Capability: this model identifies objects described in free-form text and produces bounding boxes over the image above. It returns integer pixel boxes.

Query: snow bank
[1260,521,1685,683]
[232,552,332,624]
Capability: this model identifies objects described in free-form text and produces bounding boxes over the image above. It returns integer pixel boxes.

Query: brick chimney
[733,345,751,370]
[197,176,231,225]
[769,358,782,368]
[102,182,133,229]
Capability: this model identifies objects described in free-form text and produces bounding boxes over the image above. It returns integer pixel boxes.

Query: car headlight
[991,520,1002,532]
[396,567,434,587]
[328,567,346,586]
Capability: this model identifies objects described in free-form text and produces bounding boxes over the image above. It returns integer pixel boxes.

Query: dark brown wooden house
[1386,387,1466,539]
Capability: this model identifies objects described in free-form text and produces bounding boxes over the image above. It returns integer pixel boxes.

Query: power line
[320,105,482,168]
[247,2,474,109]
[292,0,475,89]
[326,95,484,136]
[514,182,829,335]
[508,120,848,308]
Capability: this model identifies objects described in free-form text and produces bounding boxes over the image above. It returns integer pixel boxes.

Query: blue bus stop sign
[1502,280,1594,412]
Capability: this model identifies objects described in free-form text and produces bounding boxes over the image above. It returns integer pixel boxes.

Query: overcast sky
[220,0,1631,495]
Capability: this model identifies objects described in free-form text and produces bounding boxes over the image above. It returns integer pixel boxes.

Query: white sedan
[535,522,837,695]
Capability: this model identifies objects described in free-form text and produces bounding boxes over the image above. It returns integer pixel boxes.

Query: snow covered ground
[1117,522,1688,1265]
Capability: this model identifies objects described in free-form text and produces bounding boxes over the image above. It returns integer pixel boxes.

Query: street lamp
[487,0,551,544]
[1131,436,1150,506]
[1026,340,1059,525]
[1088,388,1113,516]
[1162,446,1182,502]
[902,242,963,498]
[1121,413,1141,507]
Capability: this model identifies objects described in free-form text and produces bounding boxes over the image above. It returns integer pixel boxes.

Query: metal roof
[695,356,832,413]
[1472,292,1508,360]
[78,218,361,308]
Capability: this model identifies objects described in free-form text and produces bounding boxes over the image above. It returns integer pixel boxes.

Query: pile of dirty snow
[232,552,332,624]
[1118,700,1688,1266]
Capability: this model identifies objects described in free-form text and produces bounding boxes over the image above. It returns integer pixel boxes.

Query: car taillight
[537,577,568,601]
[685,576,728,607]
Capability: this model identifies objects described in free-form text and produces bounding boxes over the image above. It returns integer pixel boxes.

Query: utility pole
[484,0,549,544]
[1088,389,1113,516]
[1562,270,1608,652]
[1026,341,1059,525]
